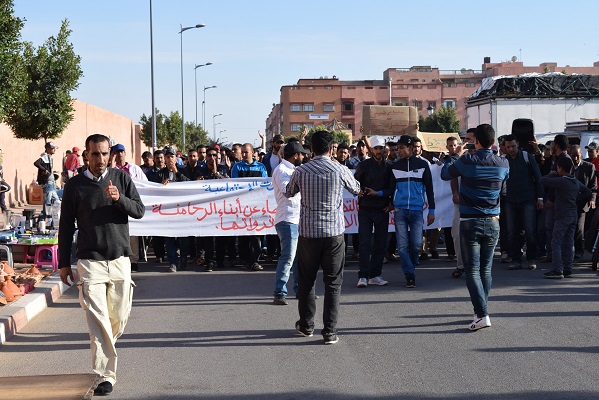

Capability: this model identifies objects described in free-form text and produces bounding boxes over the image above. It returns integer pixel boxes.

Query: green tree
[5,20,82,142]
[298,124,351,146]
[418,106,461,133]
[0,0,26,120]
[139,110,209,150]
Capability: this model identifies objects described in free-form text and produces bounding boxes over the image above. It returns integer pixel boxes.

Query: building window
[428,101,437,109]
[410,79,419,82]
[307,86,314,90]
[413,100,422,110]
[290,104,301,112]
[303,103,314,112]
[343,102,354,111]
[364,102,375,106]
[394,102,405,106]
[304,123,314,130]
[443,82,456,88]
[428,84,438,89]
[365,86,373,89]
[325,86,333,90]
[400,84,409,89]
[465,82,476,87]
[346,123,354,130]
[347,86,356,89]
[324,103,335,112]
[443,99,456,108]
[379,102,389,106]
[413,84,422,89]
[291,124,302,132]
[379,86,388,89]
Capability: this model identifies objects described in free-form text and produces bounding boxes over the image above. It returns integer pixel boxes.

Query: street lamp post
[194,62,212,128]
[180,23,205,150]
[427,104,435,116]
[202,85,217,130]
[212,113,222,142]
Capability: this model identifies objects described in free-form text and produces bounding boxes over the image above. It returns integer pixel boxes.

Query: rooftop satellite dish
[511,56,518,62]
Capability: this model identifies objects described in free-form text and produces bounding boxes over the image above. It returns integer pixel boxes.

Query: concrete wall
[0,100,146,207]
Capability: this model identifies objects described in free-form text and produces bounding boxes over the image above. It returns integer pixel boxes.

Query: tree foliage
[5,19,83,142]
[139,110,210,151]
[0,0,26,119]
[418,106,461,133]
[293,124,351,146]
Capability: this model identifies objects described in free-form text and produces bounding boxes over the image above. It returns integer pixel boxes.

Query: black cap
[284,141,310,157]
[273,134,285,143]
[397,135,413,146]
[163,146,176,156]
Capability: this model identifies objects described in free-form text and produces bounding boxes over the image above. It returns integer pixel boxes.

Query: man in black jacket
[569,145,597,258]
[34,141,60,217]
[58,134,145,396]
[355,137,391,287]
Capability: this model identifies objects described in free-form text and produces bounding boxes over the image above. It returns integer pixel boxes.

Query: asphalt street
[0,253,598,399]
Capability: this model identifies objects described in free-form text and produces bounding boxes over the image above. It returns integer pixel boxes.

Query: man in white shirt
[271,141,309,305]
[112,143,148,271]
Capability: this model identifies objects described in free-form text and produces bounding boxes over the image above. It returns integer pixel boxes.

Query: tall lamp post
[150,0,157,150]
[427,104,435,116]
[213,113,222,142]
[194,62,212,128]
[180,23,205,150]
[202,85,217,130]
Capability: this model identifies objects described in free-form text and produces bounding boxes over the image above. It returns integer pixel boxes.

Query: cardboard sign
[418,132,459,152]
[362,106,419,136]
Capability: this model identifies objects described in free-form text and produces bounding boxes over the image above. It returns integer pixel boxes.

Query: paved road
[1,254,598,399]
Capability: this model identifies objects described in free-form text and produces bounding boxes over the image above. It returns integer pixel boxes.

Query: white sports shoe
[357,278,368,288]
[469,315,491,331]
[368,276,389,286]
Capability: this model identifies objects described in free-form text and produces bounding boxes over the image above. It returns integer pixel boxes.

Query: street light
[427,104,435,116]
[194,62,212,128]
[213,113,222,142]
[202,85,217,130]
[180,23,205,150]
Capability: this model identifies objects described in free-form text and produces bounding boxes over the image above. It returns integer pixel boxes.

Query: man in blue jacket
[383,135,435,288]
[441,124,509,331]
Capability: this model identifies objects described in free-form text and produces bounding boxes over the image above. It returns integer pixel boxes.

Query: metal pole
[194,66,198,128]
[203,89,206,131]
[180,24,185,150]
[150,0,157,150]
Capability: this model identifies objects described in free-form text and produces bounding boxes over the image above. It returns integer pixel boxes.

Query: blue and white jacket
[383,155,435,214]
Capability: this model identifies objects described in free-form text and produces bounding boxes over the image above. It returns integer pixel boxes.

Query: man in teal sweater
[59,134,145,396]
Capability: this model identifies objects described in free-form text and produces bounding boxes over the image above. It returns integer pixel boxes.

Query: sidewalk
[1,202,69,345]
[0,273,72,344]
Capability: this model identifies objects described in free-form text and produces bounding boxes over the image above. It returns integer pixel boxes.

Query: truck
[465,73,599,149]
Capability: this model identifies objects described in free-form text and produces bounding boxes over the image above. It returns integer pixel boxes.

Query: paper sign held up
[362,106,419,136]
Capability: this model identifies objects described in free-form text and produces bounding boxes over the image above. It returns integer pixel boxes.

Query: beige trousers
[77,257,134,385]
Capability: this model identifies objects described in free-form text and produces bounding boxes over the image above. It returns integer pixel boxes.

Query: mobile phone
[464,144,476,150]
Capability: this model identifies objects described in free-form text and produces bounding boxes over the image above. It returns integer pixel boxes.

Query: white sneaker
[357,278,368,288]
[468,315,491,331]
[368,276,388,286]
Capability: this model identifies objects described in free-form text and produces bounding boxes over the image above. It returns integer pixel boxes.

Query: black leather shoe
[94,381,113,395]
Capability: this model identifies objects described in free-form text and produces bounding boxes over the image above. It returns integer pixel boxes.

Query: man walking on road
[58,134,145,396]
[286,130,361,344]
[271,141,309,305]
[441,124,509,331]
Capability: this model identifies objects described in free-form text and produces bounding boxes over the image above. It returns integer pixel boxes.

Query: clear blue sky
[14,0,599,146]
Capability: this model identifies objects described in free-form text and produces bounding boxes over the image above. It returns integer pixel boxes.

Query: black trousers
[296,234,345,337]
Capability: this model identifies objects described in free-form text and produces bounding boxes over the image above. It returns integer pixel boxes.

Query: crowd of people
[21,126,593,395]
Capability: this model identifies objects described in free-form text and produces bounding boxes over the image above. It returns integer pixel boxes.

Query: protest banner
[129,168,454,237]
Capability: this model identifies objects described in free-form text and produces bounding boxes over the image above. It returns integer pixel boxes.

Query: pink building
[0,100,146,207]
[266,58,599,142]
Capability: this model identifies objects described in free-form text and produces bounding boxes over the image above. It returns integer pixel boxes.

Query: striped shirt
[286,155,361,238]
[441,149,509,218]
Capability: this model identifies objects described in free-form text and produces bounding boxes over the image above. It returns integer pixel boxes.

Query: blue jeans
[274,221,299,297]
[505,200,537,261]
[165,237,190,266]
[394,208,423,277]
[358,209,389,279]
[44,182,59,205]
[460,218,500,318]
[551,216,576,272]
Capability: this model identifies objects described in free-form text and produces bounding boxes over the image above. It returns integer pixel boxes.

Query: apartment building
[265,57,599,142]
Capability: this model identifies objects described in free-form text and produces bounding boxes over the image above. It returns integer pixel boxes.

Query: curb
[0,274,73,345]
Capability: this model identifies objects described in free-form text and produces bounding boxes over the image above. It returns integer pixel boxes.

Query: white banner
[129,167,454,237]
